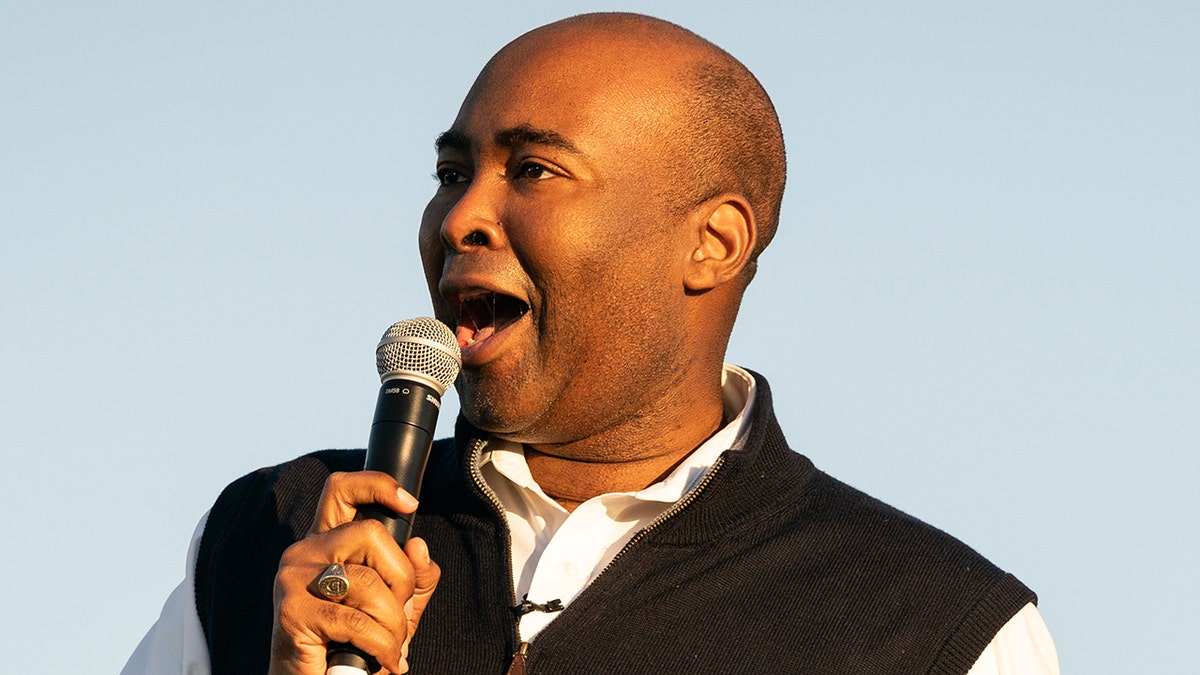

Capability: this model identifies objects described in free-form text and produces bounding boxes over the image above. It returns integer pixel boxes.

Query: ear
[683,195,757,292]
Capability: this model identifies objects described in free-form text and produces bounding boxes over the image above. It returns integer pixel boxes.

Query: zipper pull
[505,641,530,675]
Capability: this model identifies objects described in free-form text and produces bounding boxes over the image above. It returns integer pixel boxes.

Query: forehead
[447,32,694,153]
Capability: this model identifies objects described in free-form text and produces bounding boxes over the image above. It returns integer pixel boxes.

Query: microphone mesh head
[375,317,461,394]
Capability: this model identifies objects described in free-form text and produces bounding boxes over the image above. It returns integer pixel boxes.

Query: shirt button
[563,561,580,577]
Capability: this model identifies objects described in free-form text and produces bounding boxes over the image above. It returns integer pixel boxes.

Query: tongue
[455,325,473,348]
[456,324,497,348]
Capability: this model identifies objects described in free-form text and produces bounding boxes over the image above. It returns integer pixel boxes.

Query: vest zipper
[466,438,527,658]
[504,641,530,675]
[590,454,728,587]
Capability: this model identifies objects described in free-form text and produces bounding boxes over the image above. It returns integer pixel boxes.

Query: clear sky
[2,2,1196,673]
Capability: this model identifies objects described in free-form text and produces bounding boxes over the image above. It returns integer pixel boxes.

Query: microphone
[327,317,461,675]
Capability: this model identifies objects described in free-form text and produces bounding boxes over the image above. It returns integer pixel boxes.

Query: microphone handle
[327,380,441,674]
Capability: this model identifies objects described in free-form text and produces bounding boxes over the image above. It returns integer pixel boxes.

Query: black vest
[196,374,1035,674]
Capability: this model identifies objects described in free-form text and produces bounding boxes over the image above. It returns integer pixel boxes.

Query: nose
[439,180,507,253]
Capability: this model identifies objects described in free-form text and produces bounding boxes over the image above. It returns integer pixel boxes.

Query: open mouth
[453,291,529,349]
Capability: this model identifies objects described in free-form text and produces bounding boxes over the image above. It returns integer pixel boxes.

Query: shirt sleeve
[965,602,1059,675]
[121,511,213,675]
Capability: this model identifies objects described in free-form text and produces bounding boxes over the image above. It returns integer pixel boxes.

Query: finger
[340,562,414,674]
[313,562,409,644]
[310,471,420,534]
[402,537,441,631]
[288,520,419,602]
[398,537,441,664]
[273,589,406,675]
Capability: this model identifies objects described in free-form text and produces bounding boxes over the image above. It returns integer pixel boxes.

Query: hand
[268,471,441,675]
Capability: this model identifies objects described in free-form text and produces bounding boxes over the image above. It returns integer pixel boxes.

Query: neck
[523,386,725,512]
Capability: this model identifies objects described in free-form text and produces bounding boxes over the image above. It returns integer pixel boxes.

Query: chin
[457,376,528,435]
[459,390,571,446]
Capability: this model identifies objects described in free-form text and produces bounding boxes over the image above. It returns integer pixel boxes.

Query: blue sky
[2,2,1196,672]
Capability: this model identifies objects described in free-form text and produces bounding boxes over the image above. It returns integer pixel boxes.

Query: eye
[515,160,554,181]
[434,167,468,186]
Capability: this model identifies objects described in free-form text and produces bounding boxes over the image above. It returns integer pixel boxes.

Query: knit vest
[196,374,1035,674]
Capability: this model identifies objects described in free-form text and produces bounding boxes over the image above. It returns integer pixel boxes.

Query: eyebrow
[495,124,581,154]
[434,124,583,156]
[434,129,471,154]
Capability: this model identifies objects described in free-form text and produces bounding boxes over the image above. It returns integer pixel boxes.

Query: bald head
[482,13,787,266]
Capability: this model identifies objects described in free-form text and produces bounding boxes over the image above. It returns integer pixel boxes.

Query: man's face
[418,38,698,447]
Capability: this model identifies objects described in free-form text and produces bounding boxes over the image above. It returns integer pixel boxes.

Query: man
[126,13,1058,675]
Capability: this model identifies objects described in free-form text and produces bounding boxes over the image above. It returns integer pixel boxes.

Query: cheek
[418,203,447,282]
[511,200,658,274]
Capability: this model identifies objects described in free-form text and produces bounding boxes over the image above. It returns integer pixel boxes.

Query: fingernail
[396,637,411,673]
[397,488,419,509]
